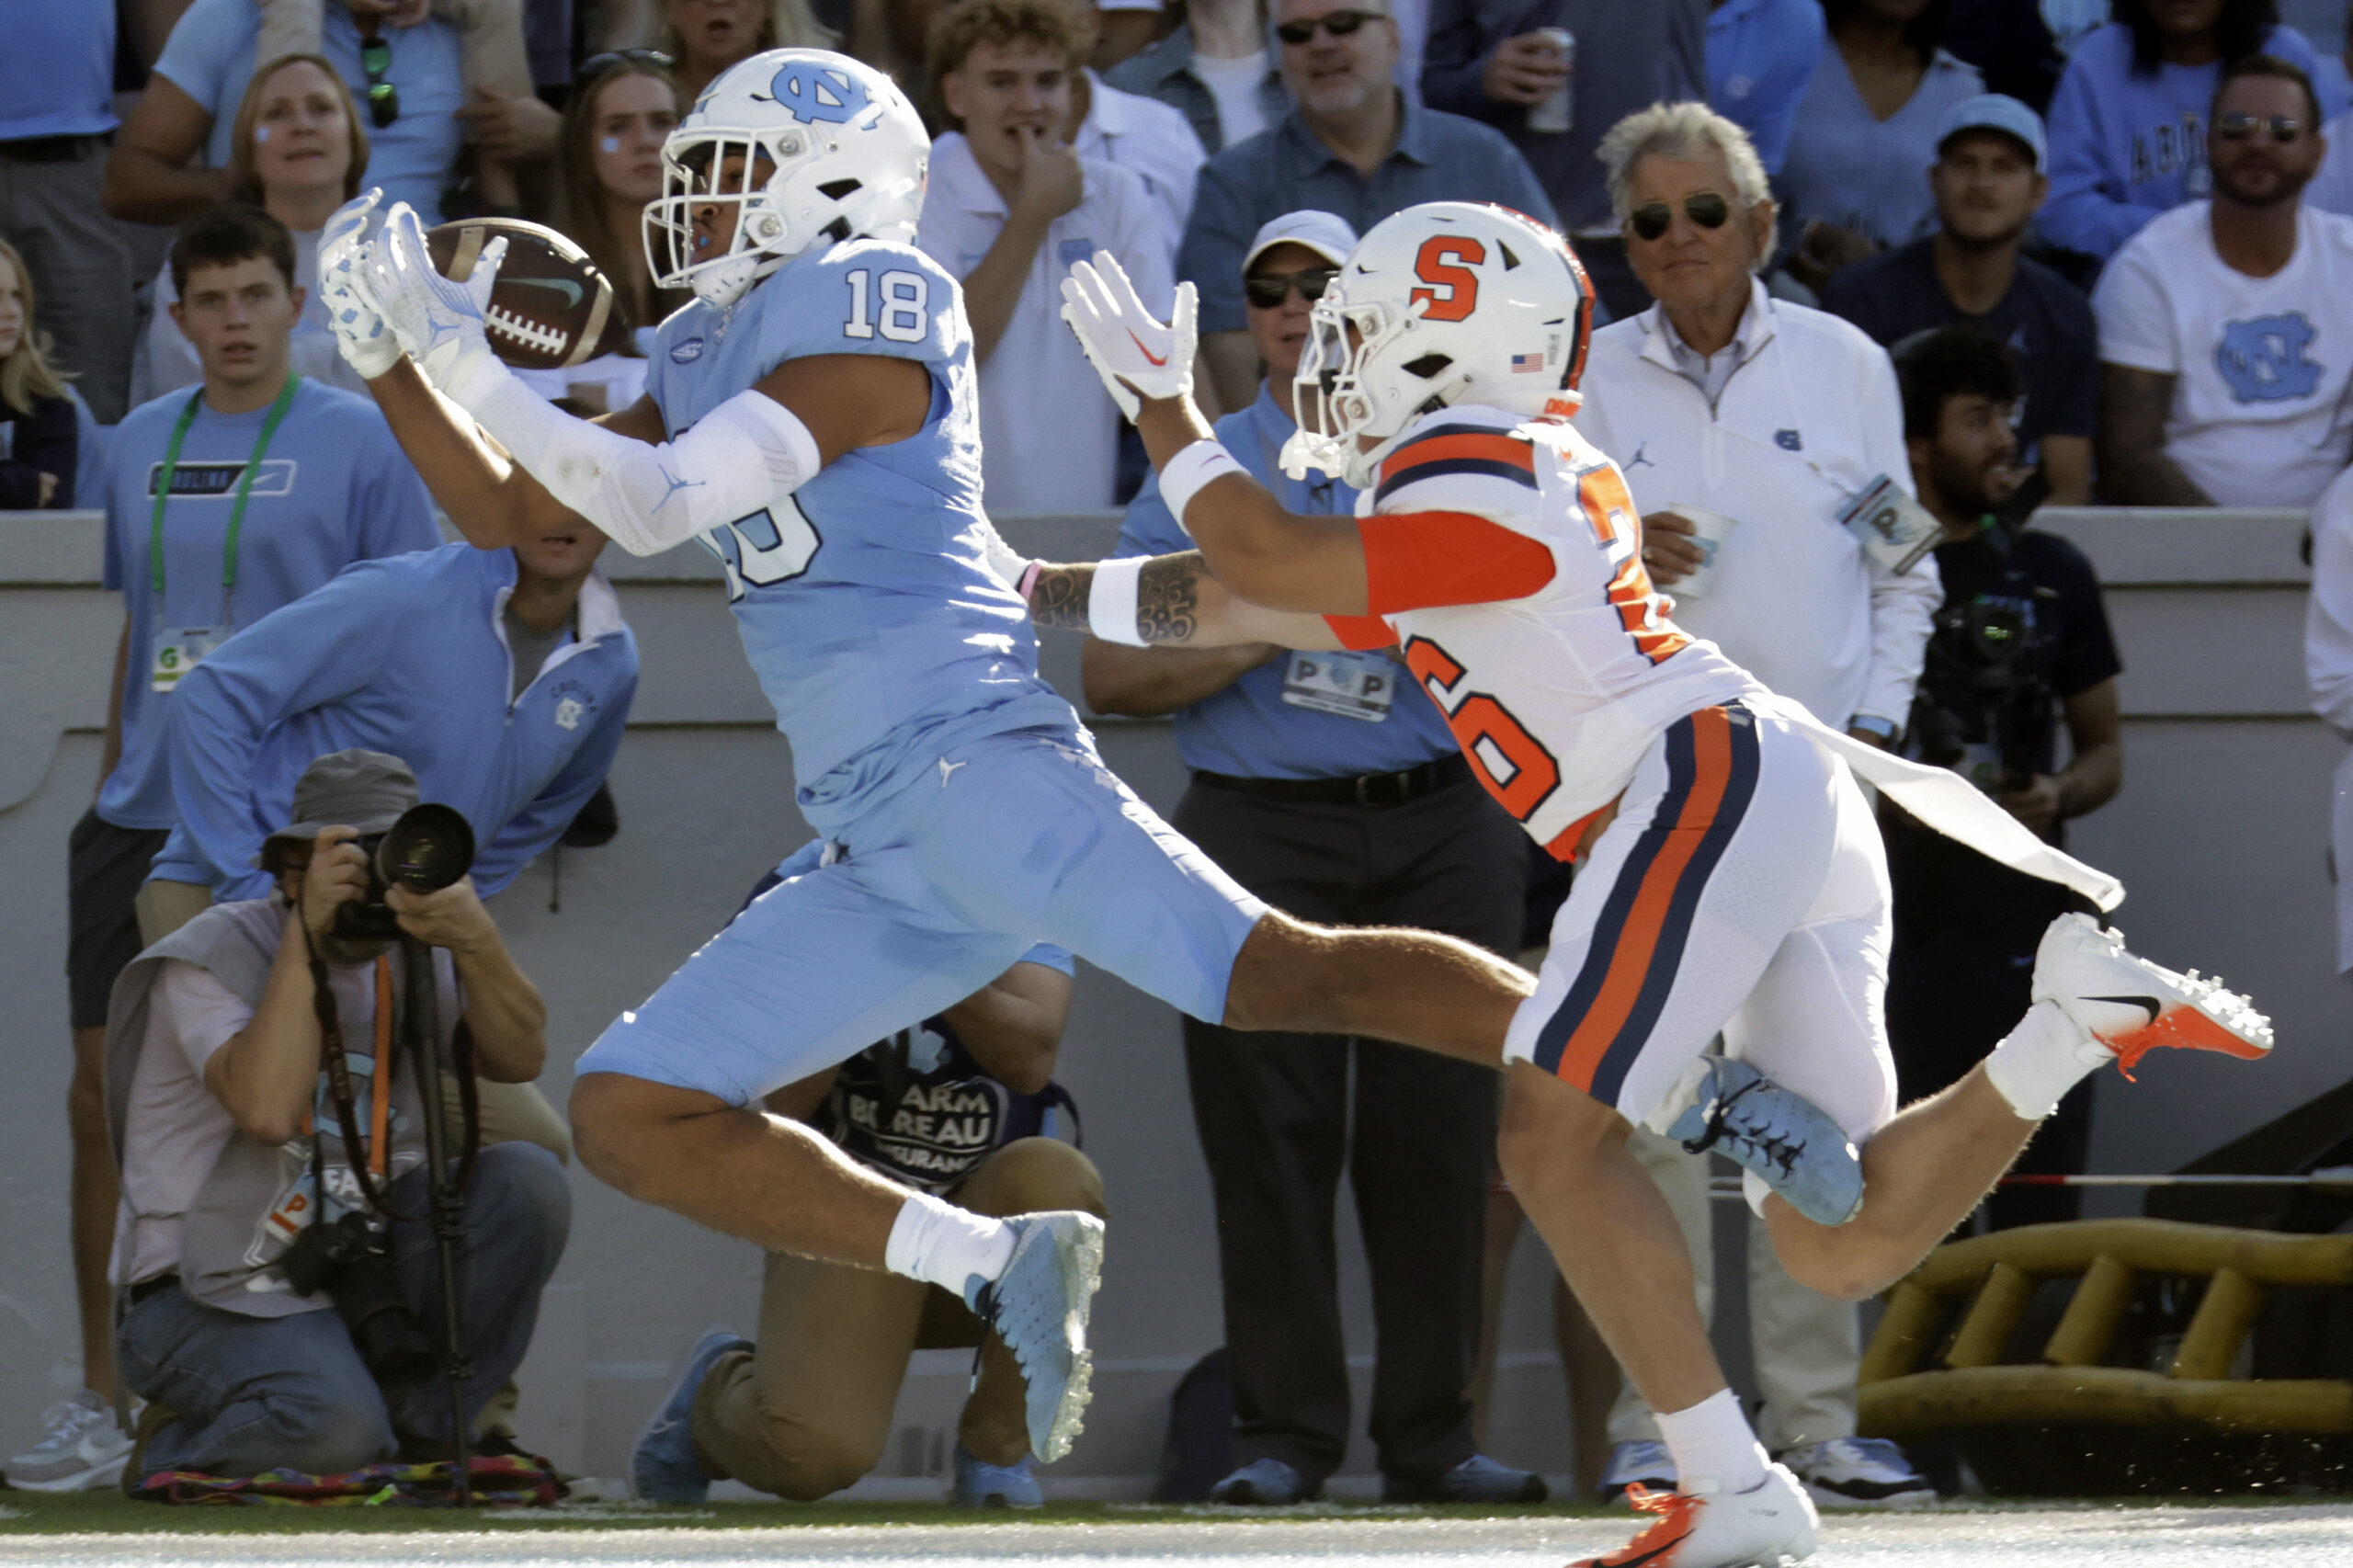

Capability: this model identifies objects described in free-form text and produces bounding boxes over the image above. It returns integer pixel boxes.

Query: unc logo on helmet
[767,60,870,125]
[644,49,930,307]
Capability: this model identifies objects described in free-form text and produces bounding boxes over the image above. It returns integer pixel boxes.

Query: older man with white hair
[1572,99,1940,1511]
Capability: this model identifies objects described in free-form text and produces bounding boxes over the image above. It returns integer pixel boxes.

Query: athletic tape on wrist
[1158,440,1245,538]
[1088,556,1149,646]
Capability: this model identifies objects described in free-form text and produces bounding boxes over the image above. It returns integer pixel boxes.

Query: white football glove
[1058,253,1195,420]
[363,201,509,404]
[317,189,401,380]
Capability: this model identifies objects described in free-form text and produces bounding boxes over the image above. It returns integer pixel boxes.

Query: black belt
[1,133,109,162]
[128,1271,179,1306]
[1191,752,1472,807]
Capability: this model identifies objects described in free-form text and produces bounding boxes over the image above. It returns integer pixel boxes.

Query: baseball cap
[1243,210,1359,276]
[1935,93,2047,171]
[258,749,420,865]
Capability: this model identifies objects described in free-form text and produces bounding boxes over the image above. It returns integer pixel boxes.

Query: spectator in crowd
[1573,101,1939,1510]
[2094,54,2353,507]
[915,0,1174,512]
[1706,0,1827,178]
[0,239,79,511]
[106,750,570,1479]
[2307,460,2353,984]
[1823,94,2098,505]
[28,205,442,1496]
[1104,0,1291,156]
[1942,0,2101,116]
[0,4,141,422]
[106,0,471,230]
[538,51,688,413]
[2041,0,2336,263]
[2304,12,2353,219]
[137,55,377,406]
[1179,0,1555,414]
[631,872,1097,1507]
[1073,51,1211,252]
[1885,329,2123,1231]
[650,0,839,101]
[1091,0,1167,74]
[1084,210,1539,1507]
[1780,0,1988,293]
[1422,0,1705,323]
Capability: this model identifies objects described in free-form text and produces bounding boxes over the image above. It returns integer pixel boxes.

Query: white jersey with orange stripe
[1333,403,1764,857]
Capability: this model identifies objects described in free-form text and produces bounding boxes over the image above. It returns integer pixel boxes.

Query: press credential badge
[1282,650,1395,722]
[1836,473,1941,575]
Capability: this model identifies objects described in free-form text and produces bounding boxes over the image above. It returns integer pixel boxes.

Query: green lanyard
[148,374,301,625]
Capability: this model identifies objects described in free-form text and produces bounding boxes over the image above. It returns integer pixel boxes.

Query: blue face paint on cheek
[255,125,272,142]
[601,136,624,153]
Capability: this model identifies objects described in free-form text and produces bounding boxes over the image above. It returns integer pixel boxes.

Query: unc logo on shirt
[1774,428,1803,452]
[548,679,597,732]
[2216,312,2323,403]
[670,336,706,364]
[765,61,869,124]
[1057,239,1100,270]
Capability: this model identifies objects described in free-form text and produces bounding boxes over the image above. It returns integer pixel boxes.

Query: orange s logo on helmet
[1411,236,1484,323]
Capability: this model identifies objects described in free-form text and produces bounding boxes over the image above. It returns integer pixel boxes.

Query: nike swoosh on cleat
[1127,330,1168,367]
[2087,994,2163,1024]
[1594,1530,1693,1568]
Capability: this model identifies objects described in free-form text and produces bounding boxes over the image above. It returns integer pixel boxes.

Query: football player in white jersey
[1024,201,2274,1567]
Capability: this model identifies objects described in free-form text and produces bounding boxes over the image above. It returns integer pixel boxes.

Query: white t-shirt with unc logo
[2095,200,2353,507]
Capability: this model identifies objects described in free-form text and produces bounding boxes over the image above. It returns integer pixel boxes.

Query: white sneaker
[1779,1437,1935,1508]
[1598,1438,1677,1504]
[7,1390,134,1493]
[1572,1463,1818,1566]
[2031,914,2273,1077]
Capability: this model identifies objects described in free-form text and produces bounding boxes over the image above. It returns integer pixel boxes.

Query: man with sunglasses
[1176,0,1552,414]
[1574,101,1942,1513]
[1084,210,1537,1507]
[2094,54,2353,508]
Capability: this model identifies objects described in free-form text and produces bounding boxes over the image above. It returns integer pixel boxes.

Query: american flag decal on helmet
[1511,352,1545,373]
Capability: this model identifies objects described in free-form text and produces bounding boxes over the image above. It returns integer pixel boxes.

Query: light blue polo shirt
[153,0,464,224]
[0,8,117,140]
[97,379,441,831]
[1113,387,1457,780]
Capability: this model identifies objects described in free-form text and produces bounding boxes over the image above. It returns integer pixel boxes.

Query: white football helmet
[644,49,928,307]
[1284,201,1595,488]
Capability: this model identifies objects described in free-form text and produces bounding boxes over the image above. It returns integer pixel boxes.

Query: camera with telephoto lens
[332,804,477,941]
[280,1207,439,1387]
[1912,597,2053,794]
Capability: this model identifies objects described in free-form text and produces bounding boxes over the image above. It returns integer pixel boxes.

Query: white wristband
[1088,556,1149,646]
[1159,440,1246,538]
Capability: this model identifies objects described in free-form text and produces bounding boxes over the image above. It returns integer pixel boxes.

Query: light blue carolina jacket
[154,543,639,901]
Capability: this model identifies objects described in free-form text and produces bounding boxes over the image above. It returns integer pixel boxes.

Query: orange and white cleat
[1571,1465,1817,1567]
[2030,913,2274,1078]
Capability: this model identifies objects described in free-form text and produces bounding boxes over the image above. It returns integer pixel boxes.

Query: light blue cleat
[962,1210,1105,1463]
[952,1442,1045,1508]
[631,1326,751,1502]
[1659,1057,1865,1225]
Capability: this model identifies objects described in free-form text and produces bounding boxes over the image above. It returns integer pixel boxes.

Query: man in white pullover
[1572,102,1939,1509]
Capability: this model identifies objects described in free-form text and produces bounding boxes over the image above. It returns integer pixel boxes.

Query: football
[425,217,627,371]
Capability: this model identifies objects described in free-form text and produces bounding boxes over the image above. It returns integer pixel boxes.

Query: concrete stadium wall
[0,506,2339,1493]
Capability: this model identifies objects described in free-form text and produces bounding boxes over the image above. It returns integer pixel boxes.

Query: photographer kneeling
[105,750,570,1478]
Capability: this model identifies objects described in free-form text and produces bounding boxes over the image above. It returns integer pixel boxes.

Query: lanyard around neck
[148,374,301,618]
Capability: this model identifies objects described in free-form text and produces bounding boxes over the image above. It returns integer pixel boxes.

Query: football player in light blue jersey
[312,49,1537,1483]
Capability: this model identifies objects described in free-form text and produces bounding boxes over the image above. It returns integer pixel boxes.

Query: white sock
[1654,1389,1768,1495]
[1984,999,2105,1121]
[884,1192,1017,1294]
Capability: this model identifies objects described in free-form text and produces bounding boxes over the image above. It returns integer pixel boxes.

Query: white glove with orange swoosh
[1059,252,1196,420]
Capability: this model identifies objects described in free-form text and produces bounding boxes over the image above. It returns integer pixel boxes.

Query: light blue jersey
[644,239,1074,833]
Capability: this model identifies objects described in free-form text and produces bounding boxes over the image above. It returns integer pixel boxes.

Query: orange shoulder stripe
[1379,430,1538,484]
[1358,509,1558,614]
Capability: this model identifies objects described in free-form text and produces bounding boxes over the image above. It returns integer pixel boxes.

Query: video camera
[332,804,478,941]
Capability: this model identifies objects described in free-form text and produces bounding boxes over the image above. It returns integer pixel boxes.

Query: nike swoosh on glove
[363,201,510,406]
[317,189,401,380]
[1058,252,1195,420]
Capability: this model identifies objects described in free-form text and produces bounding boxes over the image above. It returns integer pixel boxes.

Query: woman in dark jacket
[0,235,78,510]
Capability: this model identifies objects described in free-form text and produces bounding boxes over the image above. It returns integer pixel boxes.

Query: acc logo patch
[2216,312,2321,403]
[768,62,869,125]
[670,336,706,363]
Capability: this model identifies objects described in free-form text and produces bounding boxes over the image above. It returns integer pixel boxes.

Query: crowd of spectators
[2,0,2350,1520]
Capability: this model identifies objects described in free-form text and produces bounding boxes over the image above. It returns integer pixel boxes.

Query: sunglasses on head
[1276,10,1378,45]
[580,48,676,79]
[361,37,398,128]
[2216,110,2302,142]
[1245,267,1339,308]
[1628,190,1732,242]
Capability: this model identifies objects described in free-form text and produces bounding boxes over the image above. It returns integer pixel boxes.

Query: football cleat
[1657,1058,1865,1227]
[631,1326,751,1503]
[1572,1465,1818,1568]
[2030,913,2273,1078]
[962,1210,1104,1464]
[951,1443,1045,1508]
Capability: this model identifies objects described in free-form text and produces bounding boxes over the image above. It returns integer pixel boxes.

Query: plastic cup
[1659,506,1738,598]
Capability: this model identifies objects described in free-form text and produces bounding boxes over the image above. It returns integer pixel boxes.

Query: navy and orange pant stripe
[1529,704,1763,1106]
